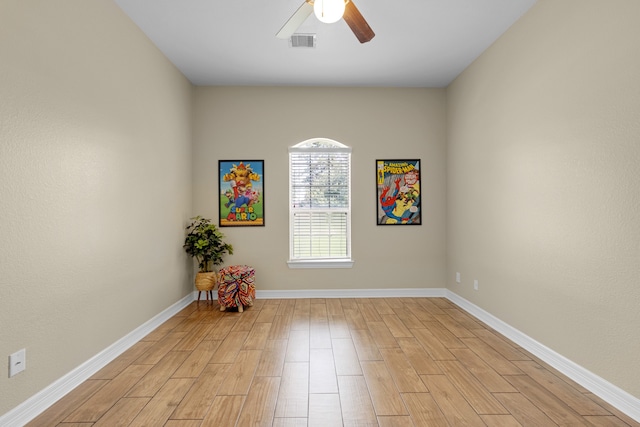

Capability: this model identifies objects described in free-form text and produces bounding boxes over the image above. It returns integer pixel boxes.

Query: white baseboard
[445,290,640,423]
[3,288,638,425]
[0,293,195,427]
[255,287,447,299]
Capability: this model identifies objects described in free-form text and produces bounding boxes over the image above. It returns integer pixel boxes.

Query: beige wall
[192,87,447,291]
[446,0,640,399]
[0,0,193,416]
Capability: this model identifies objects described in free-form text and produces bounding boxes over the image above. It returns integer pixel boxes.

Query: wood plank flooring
[27,298,638,427]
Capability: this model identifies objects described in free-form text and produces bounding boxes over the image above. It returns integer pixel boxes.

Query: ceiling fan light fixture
[313,0,345,24]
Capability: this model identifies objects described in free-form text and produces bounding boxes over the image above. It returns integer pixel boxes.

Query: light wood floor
[27,297,638,427]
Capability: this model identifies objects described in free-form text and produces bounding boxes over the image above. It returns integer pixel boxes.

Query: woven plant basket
[195,271,217,291]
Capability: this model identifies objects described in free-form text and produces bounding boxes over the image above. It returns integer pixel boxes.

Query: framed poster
[376,159,421,225]
[219,160,264,227]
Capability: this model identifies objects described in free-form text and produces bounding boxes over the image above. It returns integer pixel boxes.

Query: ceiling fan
[276,0,375,44]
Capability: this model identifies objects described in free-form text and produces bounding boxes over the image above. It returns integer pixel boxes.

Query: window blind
[290,150,350,259]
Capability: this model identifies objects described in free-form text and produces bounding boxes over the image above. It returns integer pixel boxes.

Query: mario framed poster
[376,159,421,225]
[219,160,264,227]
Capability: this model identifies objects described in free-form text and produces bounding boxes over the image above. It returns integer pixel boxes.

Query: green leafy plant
[183,216,233,272]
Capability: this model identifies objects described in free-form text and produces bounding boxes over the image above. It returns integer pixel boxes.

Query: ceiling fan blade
[276,1,314,39]
[343,0,375,43]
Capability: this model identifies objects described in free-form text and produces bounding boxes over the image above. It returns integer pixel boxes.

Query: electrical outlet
[473,279,479,291]
[456,272,461,283]
[9,349,26,378]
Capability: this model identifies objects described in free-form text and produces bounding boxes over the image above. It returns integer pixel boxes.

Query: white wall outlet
[456,272,461,283]
[9,348,26,378]
[473,279,479,291]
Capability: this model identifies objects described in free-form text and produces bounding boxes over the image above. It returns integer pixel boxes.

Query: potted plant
[183,216,233,293]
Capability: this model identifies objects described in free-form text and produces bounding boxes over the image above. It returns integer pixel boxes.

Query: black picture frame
[218,160,265,227]
[376,159,421,225]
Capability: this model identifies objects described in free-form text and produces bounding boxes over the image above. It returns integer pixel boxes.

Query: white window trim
[288,138,354,269]
[287,259,355,269]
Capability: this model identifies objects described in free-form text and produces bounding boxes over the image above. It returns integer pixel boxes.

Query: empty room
[1,0,639,425]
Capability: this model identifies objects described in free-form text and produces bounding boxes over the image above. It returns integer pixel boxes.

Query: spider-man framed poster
[219,160,264,227]
[376,159,421,225]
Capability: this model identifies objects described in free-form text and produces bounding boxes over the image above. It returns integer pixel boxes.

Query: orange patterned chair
[217,265,255,312]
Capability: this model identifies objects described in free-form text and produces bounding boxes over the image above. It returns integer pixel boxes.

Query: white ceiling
[113,0,537,87]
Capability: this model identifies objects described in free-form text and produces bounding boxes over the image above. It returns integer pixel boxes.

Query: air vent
[290,33,316,48]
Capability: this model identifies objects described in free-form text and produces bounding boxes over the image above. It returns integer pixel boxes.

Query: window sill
[287,259,355,269]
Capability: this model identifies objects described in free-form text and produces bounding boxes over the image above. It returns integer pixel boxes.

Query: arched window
[288,138,353,268]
